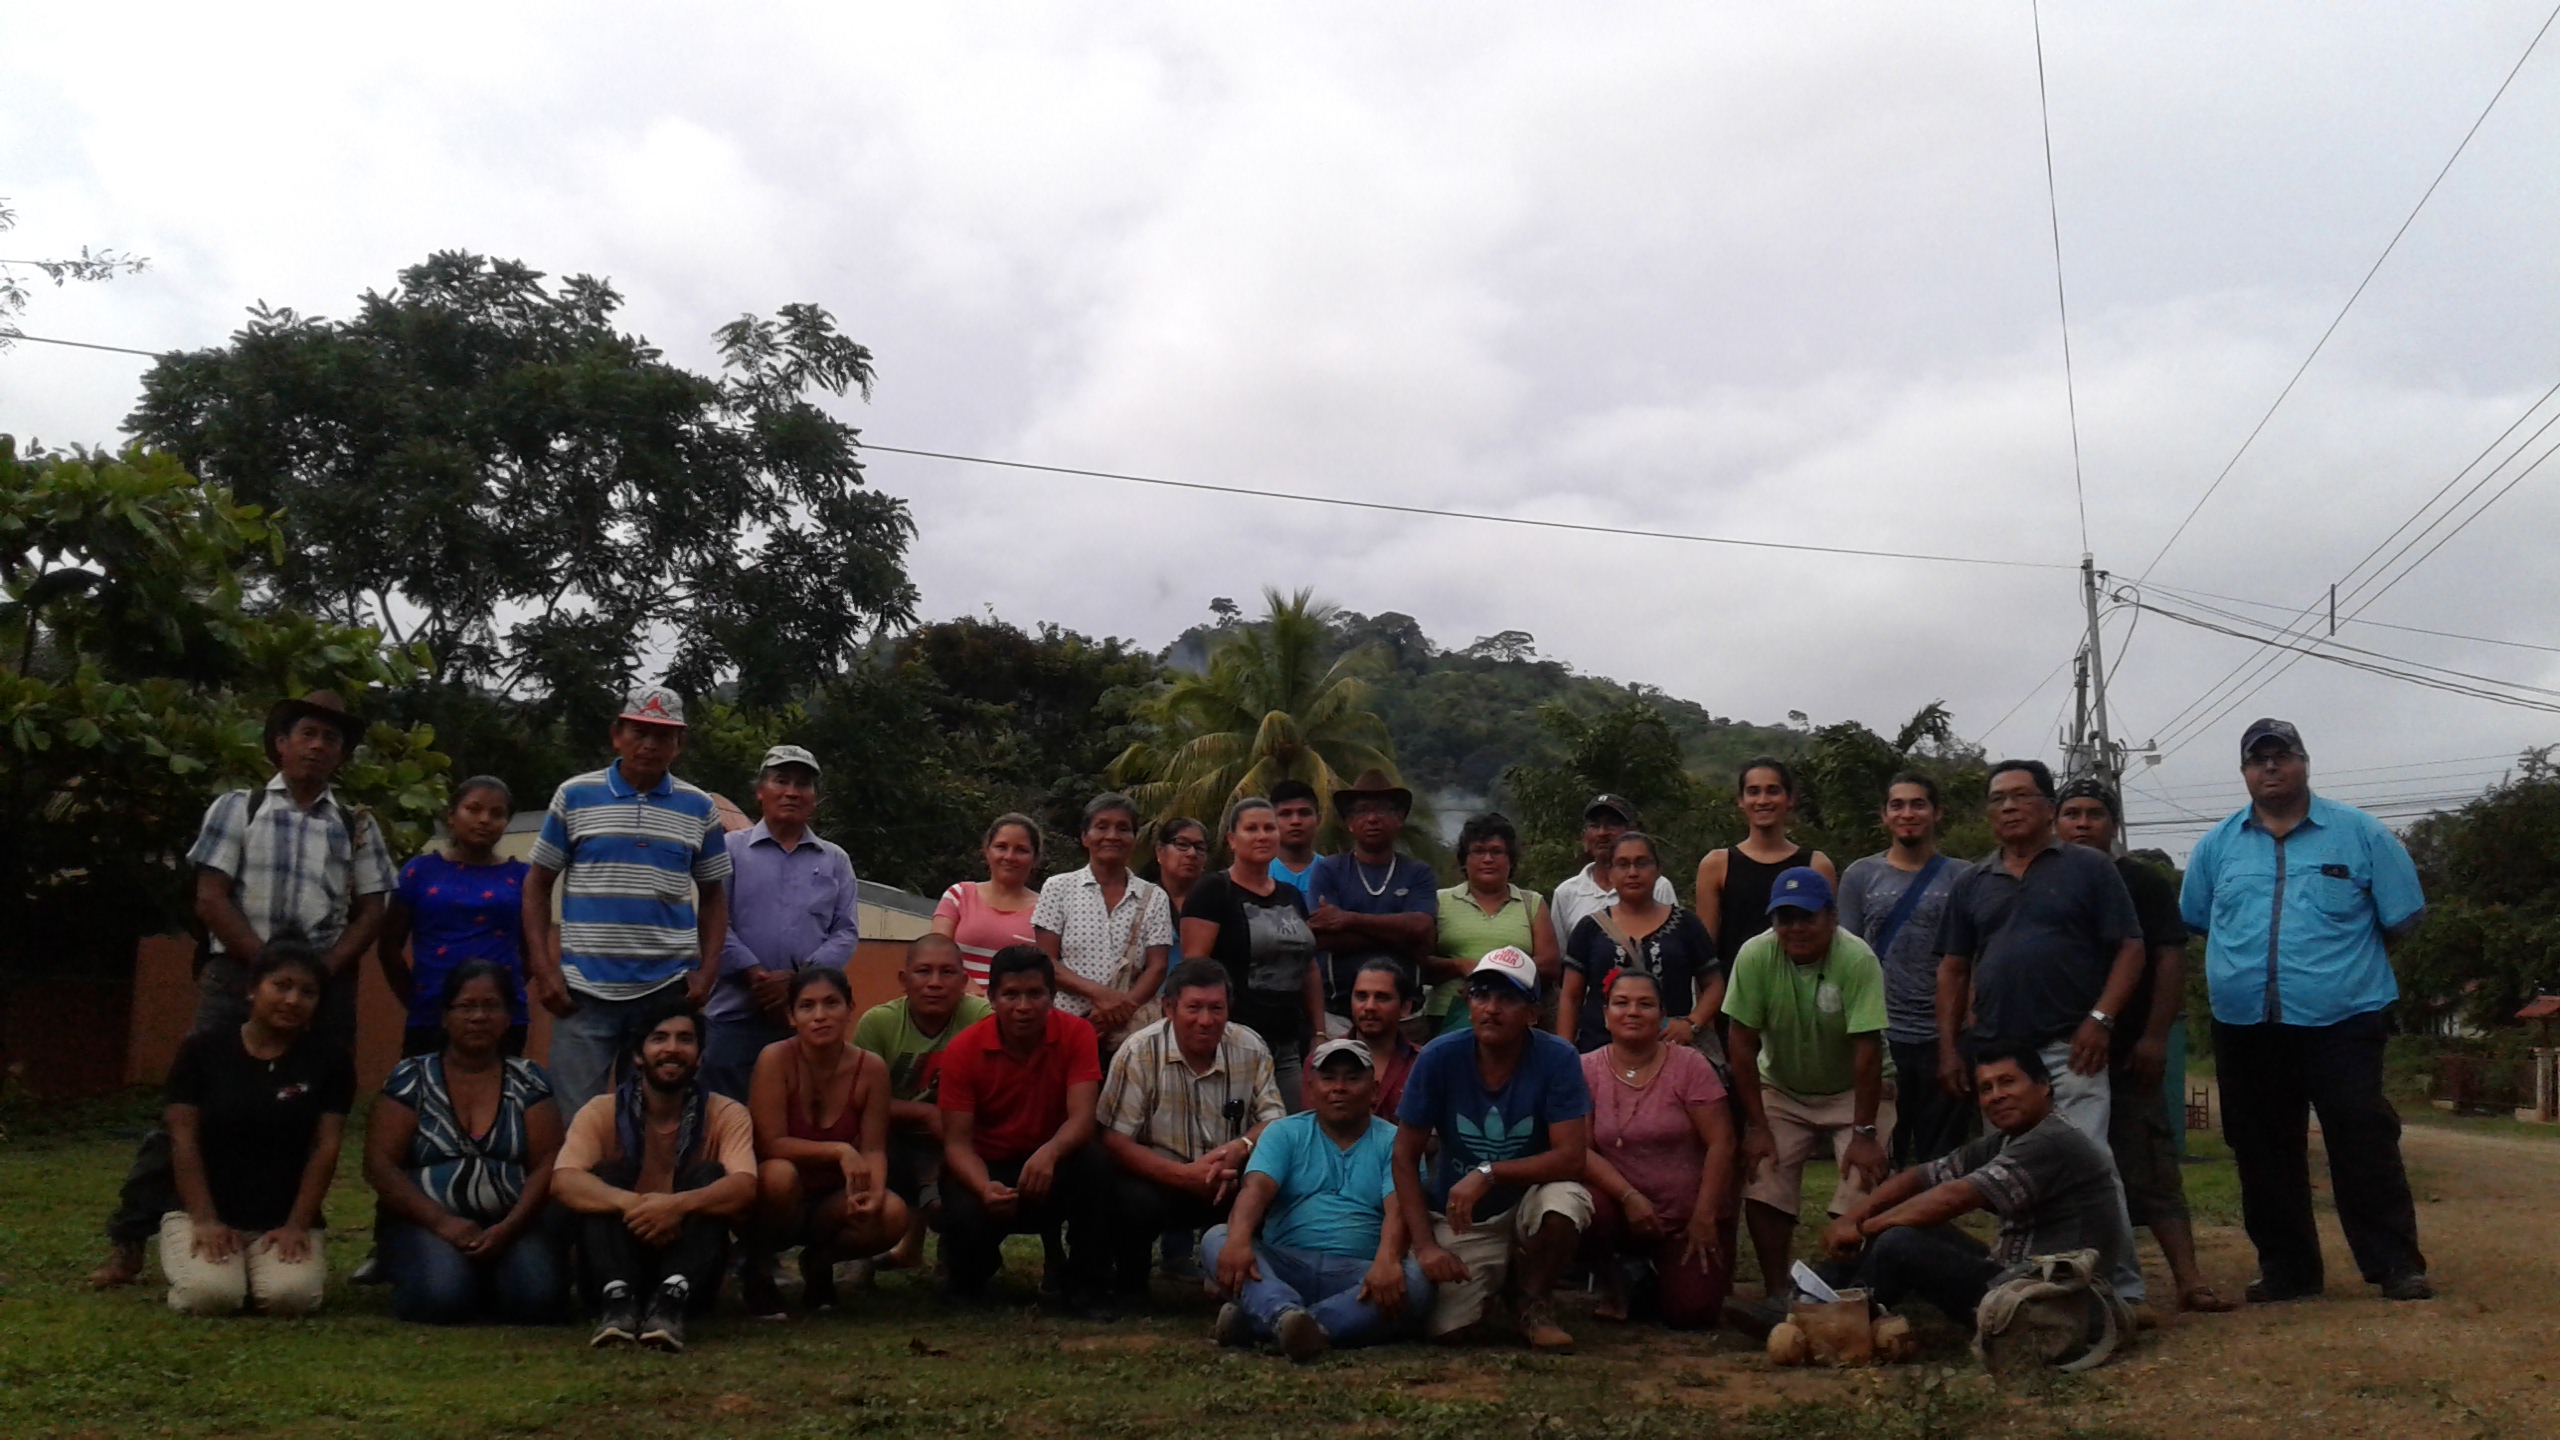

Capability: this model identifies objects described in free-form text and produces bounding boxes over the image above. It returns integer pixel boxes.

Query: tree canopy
[127,252,916,722]
[2394,749,2560,1031]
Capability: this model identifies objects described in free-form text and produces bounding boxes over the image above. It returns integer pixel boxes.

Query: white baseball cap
[1468,946,1539,998]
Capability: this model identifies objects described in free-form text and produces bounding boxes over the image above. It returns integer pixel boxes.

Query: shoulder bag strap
[1872,854,1950,958]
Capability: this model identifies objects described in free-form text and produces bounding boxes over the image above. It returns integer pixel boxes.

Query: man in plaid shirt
[89,689,394,1288]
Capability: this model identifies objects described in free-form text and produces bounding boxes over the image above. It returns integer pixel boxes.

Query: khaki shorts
[159,1212,326,1317]
[1424,1181,1594,1336]
[1743,1088,1895,1219]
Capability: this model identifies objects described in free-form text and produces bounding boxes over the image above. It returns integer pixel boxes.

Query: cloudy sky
[7,2,2557,852]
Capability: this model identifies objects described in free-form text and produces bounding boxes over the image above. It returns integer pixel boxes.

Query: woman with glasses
[364,959,568,1324]
[1150,817,1211,920]
[1430,813,1555,1037]
[1558,834,1719,1054]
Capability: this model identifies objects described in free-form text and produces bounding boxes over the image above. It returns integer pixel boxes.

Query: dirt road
[2069,1122,2560,1439]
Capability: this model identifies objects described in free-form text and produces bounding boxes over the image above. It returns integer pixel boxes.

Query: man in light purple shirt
[701,745,861,1100]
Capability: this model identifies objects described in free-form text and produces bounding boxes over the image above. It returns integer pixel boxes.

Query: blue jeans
[548,985,686,1120]
[702,1015,791,1103]
[1203,1225,1430,1347]
[382,1221,567,1325]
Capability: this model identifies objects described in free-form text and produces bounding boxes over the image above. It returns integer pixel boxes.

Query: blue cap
[1765,866,1834,915]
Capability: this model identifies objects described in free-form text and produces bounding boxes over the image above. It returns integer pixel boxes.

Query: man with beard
[1348,957,1423,1118]
[552,1001,760,1352]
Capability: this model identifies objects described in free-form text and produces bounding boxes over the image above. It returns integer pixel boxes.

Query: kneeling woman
[365,960,568,1323]
[162,940,354,1317]
[1579,969,1736,1328]
[745,968,909,1316]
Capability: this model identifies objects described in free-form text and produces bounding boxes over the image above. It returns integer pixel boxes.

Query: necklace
[1355,856,1394,898]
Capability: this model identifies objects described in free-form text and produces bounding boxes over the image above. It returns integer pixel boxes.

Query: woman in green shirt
[1427,814,1556,1035]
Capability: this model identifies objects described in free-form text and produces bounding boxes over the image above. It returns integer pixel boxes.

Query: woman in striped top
[933,813,1044,993]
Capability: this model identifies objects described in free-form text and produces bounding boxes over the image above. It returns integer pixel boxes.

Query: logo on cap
[619,685,689,727]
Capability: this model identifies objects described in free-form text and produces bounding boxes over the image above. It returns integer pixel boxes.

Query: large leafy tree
[0,441,449,968]
[1503,697,1723,891]
[1111,587,1401,834]
[2395,750,2560,1031]
[126,252,917,719]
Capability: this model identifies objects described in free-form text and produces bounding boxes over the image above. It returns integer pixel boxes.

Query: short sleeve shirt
[1182,872,1318,1048]
[527,762,732,1000]
[1921,1112,2131,1274]
[1308,853,1440,1004]
[395,853,529,1027]
[1561,906,1717,1052]
[1720,928,1888,1101]
[1247,1112,1403,1258]
[554,1091,757,1192]
[1548,866,1679,957]
[164,1028,356,1231]
[1836,853,1970,1045]
[852,993,995,1106]
[1096,1019,1285,1163]
[186,776,397,956]
[1032,867,1175,1018]
[1396,1028,1591,1219]
[2111,855,2187,1063]
[1581,1044,1725,1225]
[2179,796,2425,1029]
[934,883,1039,992]
[1938,839,2142,1049]
[937,1009,1105,1163]
[380,1055,555,1221]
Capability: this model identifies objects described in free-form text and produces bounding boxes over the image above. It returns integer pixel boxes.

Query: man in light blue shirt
[701,745,860,1100]
[2179,718,2430,1303]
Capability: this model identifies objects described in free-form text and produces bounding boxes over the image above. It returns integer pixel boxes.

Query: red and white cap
[618,684,688,728]
[1469,945,1539,998]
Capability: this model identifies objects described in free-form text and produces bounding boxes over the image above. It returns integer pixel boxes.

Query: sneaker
[1274,1307,1330,1364]
[349,1252,388,1286]
[1518,1300,1575,1354]
[801,1250,839,1312]
[639,1282,688,1352]
[742,1263,787,1321]
[2244,1276,2320,1304]
[591,1283,639,1348]
[1213,1302,1255,1348]
[2379,1272,2436,1302]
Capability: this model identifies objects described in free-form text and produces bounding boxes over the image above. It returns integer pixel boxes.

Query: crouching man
[1393,947,1593,1353]
[1818,1048,2135,1326]
[551,1000,759,1351]
[1207,1037,1432,1360]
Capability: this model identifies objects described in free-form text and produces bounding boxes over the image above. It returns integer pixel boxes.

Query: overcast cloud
[7,2,2558,854]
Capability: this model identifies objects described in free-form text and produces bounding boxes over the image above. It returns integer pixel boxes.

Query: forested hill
[1167,602,1801,815]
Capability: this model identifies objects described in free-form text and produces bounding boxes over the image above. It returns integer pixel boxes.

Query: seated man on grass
[937,944,1117,1318]
[1098,959,1285,1305]
[1818,1048,2136,1325]
[1393,946,1593,1354]
[852,933,991,1270]
[1208,1037,1431,1360]
[551,999,759,1352]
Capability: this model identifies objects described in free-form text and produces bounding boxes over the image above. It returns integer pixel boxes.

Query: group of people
[90,681,2434,1365]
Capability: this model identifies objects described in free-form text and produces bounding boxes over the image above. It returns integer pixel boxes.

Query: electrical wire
[2140,578,2560,655]
[2029,0,2091,556]
[2137,0,2560,581]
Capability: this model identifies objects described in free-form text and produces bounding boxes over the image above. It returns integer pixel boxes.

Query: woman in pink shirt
[1579,968,1736,1329]
[933,814,1044,994]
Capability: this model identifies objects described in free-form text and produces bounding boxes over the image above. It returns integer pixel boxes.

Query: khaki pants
[1424,1181,1594,1336]
[159,1213,326,1317]
[1743,1088,1896,1218]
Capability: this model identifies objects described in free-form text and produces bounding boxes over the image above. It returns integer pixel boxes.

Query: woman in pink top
[932,814,1043,993]
[1579,968,1736,1328]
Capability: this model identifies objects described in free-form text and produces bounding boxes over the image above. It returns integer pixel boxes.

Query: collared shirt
[1937,836,2141,1049]
[937,1008,1104,1163]
[1548,865,1678,956]
[707,821,860,1023]
[186,774,396,954]
[1097,1018,1285,1163]
[2179,794,2425,1029]
[1428,883,1543,1023]
[1031,866,1174,1017]
[528,762,733,1001]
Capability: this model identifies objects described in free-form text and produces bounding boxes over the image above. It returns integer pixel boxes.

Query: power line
[3,330,164,357]
[2141,578,2560,655]
[2029,0,2090,556]
[2128,597,2560,718]
[2137,0,2560,581]
[866,445,2075,571]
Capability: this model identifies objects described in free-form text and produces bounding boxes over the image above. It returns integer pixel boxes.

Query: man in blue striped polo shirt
[525,685,734,1117]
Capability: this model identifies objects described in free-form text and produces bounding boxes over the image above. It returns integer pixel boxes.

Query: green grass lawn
[0,1091,2221,1440]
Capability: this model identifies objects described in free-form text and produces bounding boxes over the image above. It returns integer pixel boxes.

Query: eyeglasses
[2243,750,2305,768]
[1987,791,2047,809]
[1163,839,1208,854]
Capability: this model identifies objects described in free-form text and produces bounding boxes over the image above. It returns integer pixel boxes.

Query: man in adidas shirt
[1393,946,1593,1353]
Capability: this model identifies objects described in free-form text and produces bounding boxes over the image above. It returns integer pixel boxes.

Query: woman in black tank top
[1696,756,1836,969]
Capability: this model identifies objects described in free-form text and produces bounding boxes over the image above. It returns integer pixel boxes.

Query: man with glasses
[2180,719,2430,1303]
[1936,759,2147,1311]
[1309,771,1438,1030]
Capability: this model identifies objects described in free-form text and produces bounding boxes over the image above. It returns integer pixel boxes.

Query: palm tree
[1110,587,1401,829]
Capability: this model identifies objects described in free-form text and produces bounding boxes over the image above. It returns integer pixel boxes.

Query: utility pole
[2061,552,2123,793]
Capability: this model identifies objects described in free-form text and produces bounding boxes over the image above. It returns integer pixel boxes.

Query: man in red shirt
[939,944,1116,1317]
[1349,958,1421,1119]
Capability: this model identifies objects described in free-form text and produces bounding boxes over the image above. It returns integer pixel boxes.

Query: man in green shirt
[1721,867,1889,1318]
[852,933,993,1269]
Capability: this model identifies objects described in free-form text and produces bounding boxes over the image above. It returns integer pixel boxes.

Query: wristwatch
[1474,1161,1495,1181]
[2087,1008,2116,1031]
[1851,1125,1878,1139]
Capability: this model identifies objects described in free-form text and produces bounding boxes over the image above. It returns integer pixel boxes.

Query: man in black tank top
[1696,758,1836,969]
